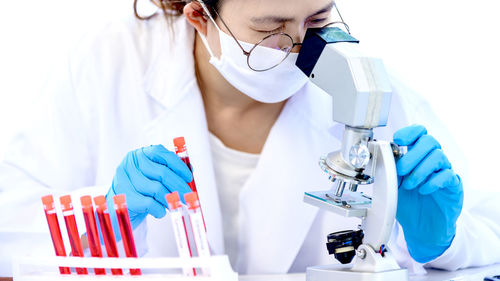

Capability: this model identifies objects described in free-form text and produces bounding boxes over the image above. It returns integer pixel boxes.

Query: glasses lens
[247,34,294,71]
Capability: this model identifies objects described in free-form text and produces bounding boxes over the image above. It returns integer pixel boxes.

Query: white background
[0,0,499,186]
[337,0,500,185]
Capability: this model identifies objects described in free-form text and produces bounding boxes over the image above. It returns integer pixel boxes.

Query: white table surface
[239,263,500,281]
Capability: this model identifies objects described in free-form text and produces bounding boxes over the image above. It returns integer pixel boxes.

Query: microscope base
[306,264,408,281]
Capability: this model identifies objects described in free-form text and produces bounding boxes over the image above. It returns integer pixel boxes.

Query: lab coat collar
[143,16,197,110]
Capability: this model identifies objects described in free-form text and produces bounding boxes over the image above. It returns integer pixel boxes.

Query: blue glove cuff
[406,234,455,263]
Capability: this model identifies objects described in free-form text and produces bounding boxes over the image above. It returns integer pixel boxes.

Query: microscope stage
[304,190,371,218]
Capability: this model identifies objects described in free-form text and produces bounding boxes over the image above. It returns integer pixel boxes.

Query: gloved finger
[136,154,192,197]
[393,124,427,146]
[401,149,451,190]
[132,195,166,219]
[418,169,461,195]
[126,153,172,208]
[450,174,464,194]
[115,166,167,219]
[142,145,193,183]
[397,134,441,176]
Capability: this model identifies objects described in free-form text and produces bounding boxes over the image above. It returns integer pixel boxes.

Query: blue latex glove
[394,124,464,263]
[105,144,193,240]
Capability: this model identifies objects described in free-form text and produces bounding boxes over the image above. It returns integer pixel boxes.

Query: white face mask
[197,4,309,104]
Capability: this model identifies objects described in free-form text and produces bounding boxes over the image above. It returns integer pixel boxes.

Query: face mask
[197,4,309,103]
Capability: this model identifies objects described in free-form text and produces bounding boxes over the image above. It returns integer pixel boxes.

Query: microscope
[296,26,409,280]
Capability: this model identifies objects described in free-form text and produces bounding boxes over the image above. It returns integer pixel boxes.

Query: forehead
[219,0,334,20]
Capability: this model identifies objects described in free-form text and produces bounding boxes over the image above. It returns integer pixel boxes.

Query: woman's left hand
[393,124,464,263]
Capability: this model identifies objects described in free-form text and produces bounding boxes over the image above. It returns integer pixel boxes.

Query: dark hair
[133,0,222,21]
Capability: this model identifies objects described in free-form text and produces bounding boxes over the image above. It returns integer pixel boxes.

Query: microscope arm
[351,140,401,273]
[363,140,398,251]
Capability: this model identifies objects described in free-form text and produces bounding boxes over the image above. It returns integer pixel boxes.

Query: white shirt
[208,133,260,270]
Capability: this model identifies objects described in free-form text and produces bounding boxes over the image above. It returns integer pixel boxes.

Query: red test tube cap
[173,137,186,153]
[184,192,200,210]
[59,195,73,211]
[41,195,54,210]
[166,192,182,210]
[80,195,93,208]
[93,195,107,210]
[113,194,126,208]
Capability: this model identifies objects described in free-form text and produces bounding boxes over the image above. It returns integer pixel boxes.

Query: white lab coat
[1,13,500,276]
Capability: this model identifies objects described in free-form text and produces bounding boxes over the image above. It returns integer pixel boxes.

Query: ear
[184,2,208,36]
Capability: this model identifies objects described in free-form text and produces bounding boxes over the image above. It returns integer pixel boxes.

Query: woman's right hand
[106,144,193,230]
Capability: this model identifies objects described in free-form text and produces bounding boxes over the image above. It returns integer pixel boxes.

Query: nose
[290,25,307,53]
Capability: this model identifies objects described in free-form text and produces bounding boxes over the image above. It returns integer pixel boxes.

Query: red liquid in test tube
[174,137,197,193]
[94,195,123,275]
[80,196,106,275]
[41,195,71,275]
[174,137,206,231]
[113,194,141,276]
[59,195,88,275]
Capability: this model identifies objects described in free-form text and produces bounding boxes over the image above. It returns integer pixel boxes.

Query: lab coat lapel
[139,17,225,256]
[240,83,341,274]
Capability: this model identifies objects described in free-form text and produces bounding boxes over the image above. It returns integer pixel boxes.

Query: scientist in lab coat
[1,0,500,276]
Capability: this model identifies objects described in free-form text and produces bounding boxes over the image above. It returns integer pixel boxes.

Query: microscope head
[296,26,393,129]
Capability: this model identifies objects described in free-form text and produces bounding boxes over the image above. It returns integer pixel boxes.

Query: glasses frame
[205,2,350,72]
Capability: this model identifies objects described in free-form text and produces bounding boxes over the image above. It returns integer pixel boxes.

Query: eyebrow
[250,1,335,24]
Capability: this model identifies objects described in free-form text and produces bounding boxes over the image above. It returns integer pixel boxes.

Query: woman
[0,0,499,275]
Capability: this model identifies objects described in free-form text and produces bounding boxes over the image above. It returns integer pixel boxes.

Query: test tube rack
[12,255,237,281]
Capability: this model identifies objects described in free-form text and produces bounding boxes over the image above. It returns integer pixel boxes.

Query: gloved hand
[394,124,464,263]
[106,145,193,237]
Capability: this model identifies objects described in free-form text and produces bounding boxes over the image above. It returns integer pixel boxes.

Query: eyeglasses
[208,3,350,72]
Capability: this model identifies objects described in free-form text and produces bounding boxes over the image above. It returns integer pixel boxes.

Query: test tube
[59,195,88,275]
[41,195,71,275]
[94,195,123,275]
[113,194,141,276]
[174,137,207,233]
[185,192,211,275]
[166,192,196,276]
[174,137,197,192]
[80,195,106,275]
